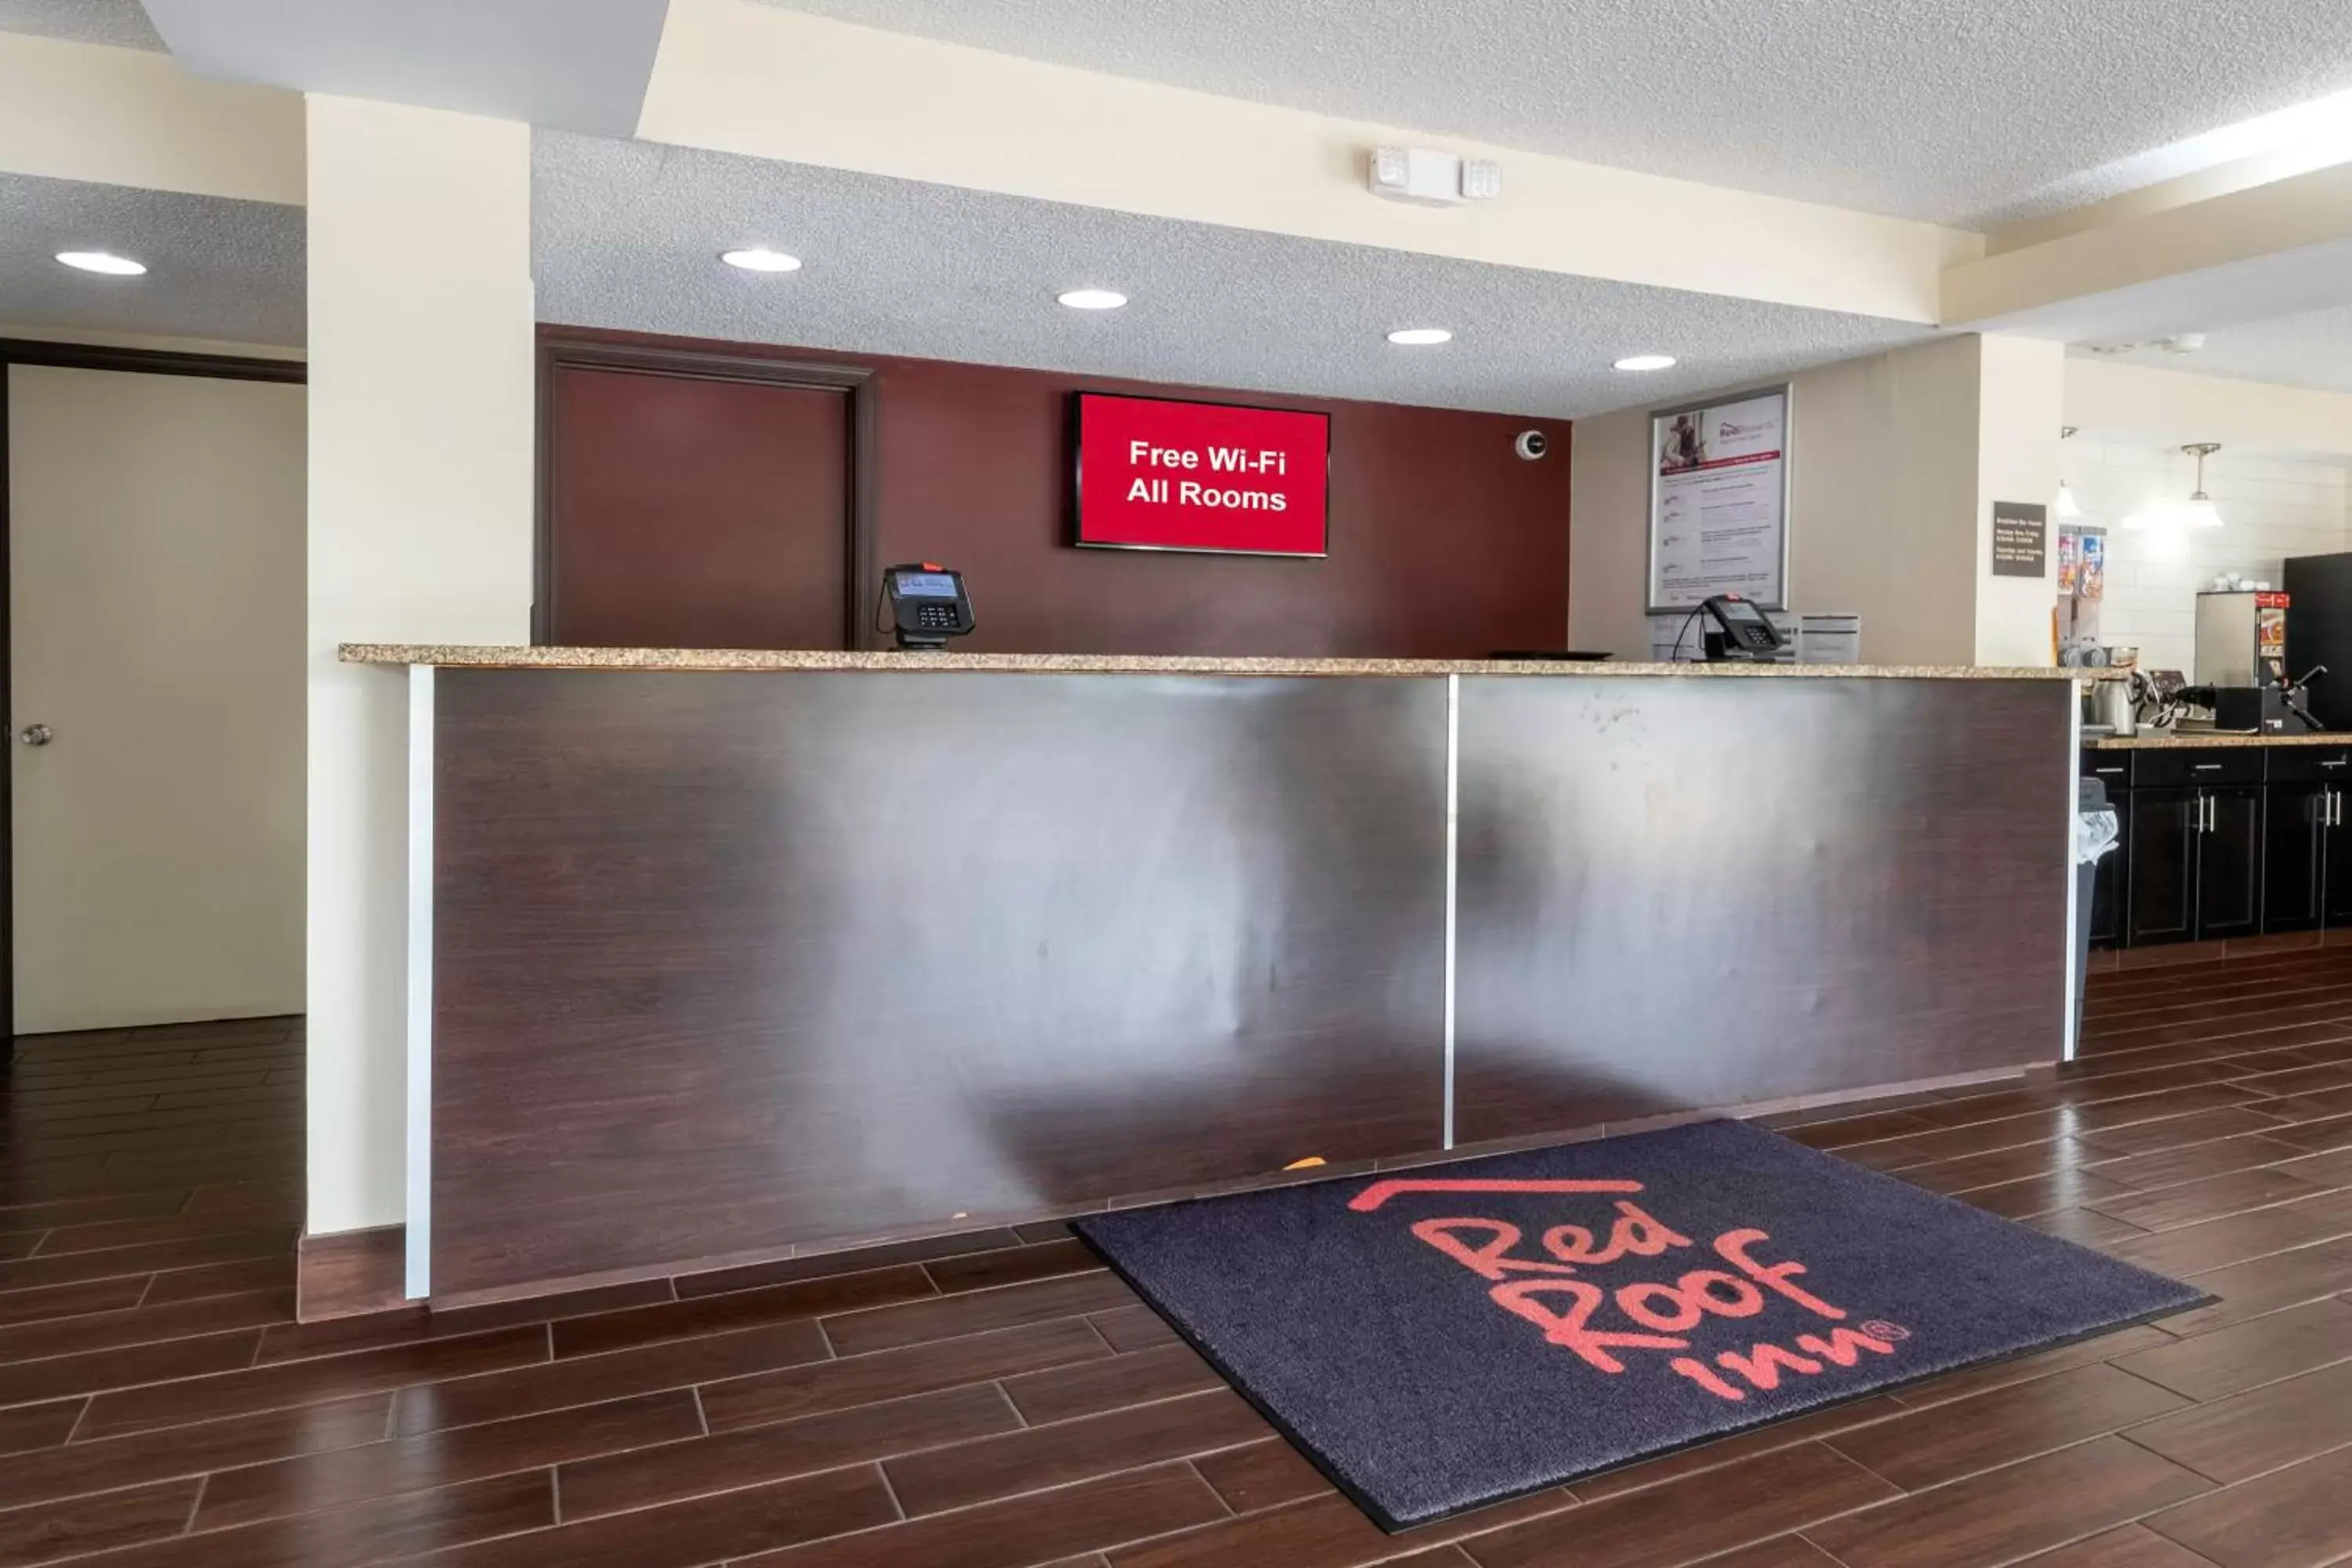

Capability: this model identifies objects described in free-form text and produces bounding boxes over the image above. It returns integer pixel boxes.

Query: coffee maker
[2190,590,2321,732]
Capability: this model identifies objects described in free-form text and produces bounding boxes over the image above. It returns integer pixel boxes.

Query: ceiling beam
[1944,162,2352,339]
[636,0,1976,325]
[143,0,672,140]
[0,31,301,203]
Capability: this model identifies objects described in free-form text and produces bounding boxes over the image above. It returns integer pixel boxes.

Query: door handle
[17,724,51,747]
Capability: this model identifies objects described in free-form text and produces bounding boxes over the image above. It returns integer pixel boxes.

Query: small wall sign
[1991,501,2048,579]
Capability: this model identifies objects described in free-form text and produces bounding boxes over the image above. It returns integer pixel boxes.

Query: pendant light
[2054,426,2083,519]
[2177,443,2224,529]
[2122,441,2226,531]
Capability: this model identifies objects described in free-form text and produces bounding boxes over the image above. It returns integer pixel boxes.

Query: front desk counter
[342,645,2085,1306]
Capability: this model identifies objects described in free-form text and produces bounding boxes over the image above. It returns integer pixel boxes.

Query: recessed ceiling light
[1387,328,1452,346]
[720,248,801,273]
[56,251,146,277]
[1058,288,1127,310]
[1613,354,1676,372]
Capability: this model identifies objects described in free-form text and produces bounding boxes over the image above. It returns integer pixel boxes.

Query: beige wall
[2066,359,2352,456]
[1975,336,2067,665]
[1785,336,1983,666]
[1563,405,1650,656]
[1569,337,1994,666]
[306,96,535,1237]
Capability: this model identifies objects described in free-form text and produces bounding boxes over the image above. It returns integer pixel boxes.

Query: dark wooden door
[2325,786,2352,927]
[543,365,852,649]
[2089,789,2129,948]
[2127,788,2196,946]
[2195,784,2264,940]
[2264,782,2328,935]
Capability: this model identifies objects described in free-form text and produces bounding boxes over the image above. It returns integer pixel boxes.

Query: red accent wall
[543,328,1572,659]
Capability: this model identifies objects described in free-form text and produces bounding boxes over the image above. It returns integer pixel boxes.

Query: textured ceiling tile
[0,172,303,345]
[532,130,1933,419]
[0,0,162,50]
[762,0,2352,227]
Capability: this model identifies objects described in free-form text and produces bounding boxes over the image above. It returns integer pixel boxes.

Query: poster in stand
[1646,386,1791,616]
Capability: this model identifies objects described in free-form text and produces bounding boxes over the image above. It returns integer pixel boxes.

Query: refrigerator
[2284,553,2352,731]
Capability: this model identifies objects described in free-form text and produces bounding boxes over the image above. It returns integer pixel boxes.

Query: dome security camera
[1515,430,1548,461]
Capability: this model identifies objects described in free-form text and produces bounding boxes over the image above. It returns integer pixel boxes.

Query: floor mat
[1074,1117,2208,1530]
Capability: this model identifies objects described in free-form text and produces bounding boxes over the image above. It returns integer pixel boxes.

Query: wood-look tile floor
[12,954,2352,1565]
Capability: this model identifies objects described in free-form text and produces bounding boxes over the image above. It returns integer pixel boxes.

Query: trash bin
[2075,775,2121,1047]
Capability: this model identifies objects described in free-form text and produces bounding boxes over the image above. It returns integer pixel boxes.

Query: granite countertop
[339,644,2088,680]
[2085,731,2347,750]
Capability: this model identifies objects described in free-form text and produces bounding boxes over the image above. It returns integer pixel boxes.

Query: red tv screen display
[1075,393,1330,556]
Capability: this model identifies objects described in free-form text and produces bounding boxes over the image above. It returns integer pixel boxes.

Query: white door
[9,365,306,1034]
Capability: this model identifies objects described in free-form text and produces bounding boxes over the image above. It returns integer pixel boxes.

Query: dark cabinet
[2266,781,2330,932]
[2197,784,2265,939]
[2326,794,2352,927]
[2125,787,2197,946]
[2091,743,2352,946]
[2103,746,2267,949]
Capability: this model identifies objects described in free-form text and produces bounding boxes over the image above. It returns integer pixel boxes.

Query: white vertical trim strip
[405,665,434,1300]
[1443,673,1460,1149]
[2063,688,2082,1064]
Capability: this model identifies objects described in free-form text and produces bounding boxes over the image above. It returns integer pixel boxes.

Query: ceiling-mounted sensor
[2161,333,2208,354]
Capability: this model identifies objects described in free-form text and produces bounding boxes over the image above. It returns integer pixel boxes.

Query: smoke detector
[2160,333,2208,355]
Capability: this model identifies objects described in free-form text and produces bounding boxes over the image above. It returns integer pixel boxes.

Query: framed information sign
[1646,385,1791,612]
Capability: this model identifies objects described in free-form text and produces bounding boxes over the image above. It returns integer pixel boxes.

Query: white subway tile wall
[2064,438,2352,675]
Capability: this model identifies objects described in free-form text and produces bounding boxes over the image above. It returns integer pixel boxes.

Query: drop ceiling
[762,0,2352,229]
[534,132,1933,419]
[0,172,303,346]
[8,1,2352,408]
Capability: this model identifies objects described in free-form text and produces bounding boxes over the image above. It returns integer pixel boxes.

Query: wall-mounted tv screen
[1074,392,1330,557]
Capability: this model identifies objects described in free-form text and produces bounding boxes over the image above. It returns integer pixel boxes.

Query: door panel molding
[0,338,303,385]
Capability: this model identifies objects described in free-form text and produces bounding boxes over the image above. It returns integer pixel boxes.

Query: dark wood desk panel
[431,670,1447,1300]
[1452,677,2070,1142]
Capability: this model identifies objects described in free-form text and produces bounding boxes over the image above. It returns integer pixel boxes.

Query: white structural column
[1973,335,2067,667]
[306,96,534,1239]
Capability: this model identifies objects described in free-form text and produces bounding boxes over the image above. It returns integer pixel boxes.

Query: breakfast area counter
[2085,731,2347,749]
